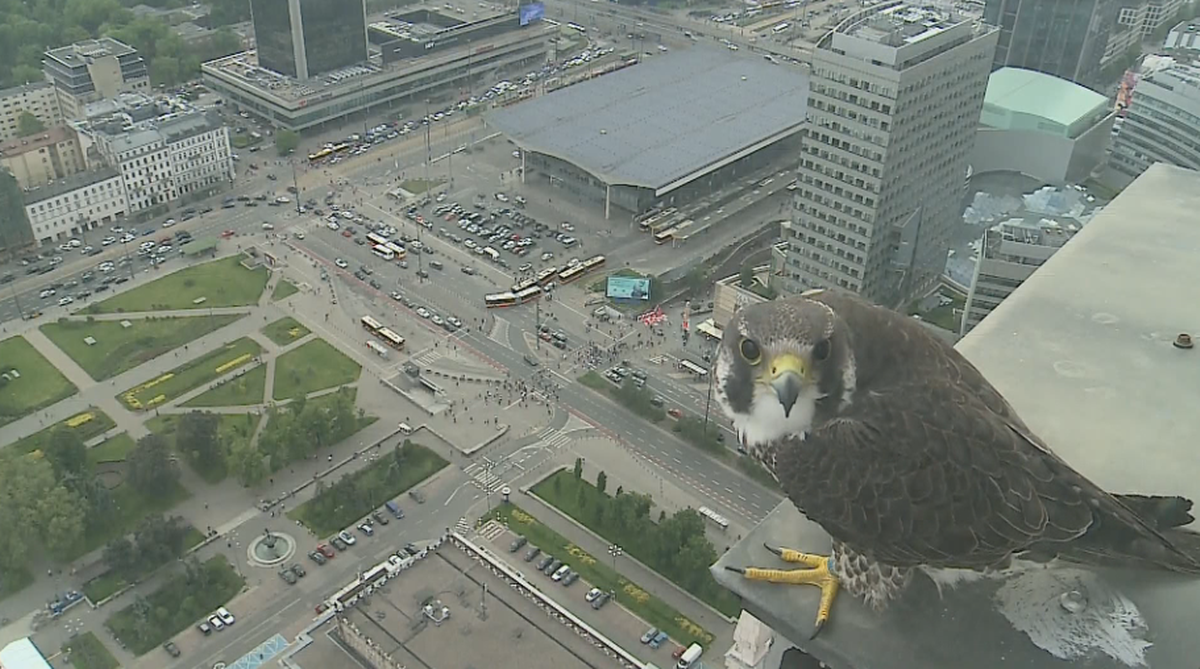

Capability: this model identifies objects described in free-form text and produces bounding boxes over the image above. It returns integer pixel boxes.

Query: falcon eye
[739,338,762,364]
[813,339,831,361]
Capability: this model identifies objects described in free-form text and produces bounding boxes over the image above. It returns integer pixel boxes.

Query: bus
[376,327,405,350]
[331,143,352,155]
[308,147,334,163]
[638,207,676,232]
[482,247,500,262]
[372,244,396,261]
[772,22,790,33]
[534,266,559,286]
[366,340,390,358]
[511,278,538,293]
[582,255,606,271]
[667,219,696,243]
[384,241,407,260]
[698,505,730,530]
[653,223,681,244]
[567,22,586,33]
[649,215,681,235]
[515,285,543,303]
[557,264,587,284]
[485,292,519,308]
[366,232,390,247]
[635,206,663,225]
[679,359,709,379]
[361,315,384,333]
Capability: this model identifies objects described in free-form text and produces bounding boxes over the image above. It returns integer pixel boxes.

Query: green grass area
[261,316,310,347]
[64,631,120,669]
[7,408,116,456]
[399,178,443,194]
[483,503,714,649]
[106,555,243,656]
[119,337,262,410]
[148,412,260,483]
[272,338,361,400]
[287,441,446,536]
[578,372,664,423]
[182,364,266,408]
[83,526,206,603]
[271,279,299,301]
[87,433,135,465]
[0,566,33,603]
[41,315,243,381]
[87,255,269,313]
[69,434,192,560]
[533,470,740,617]
[0,335,78,428]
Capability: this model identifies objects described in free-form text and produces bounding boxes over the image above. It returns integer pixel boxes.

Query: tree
[16,111,44,137]
[739,262,754,288]
[44,427,88,478]
[102,536,137,575]
[275,129,299,156]
[127,433,179,498]
[573,457,583,479]
[229,439,266,486]
[0,171,33,251]
[596,470,608,495]
[0,456,83,563]
[176,411,221,468]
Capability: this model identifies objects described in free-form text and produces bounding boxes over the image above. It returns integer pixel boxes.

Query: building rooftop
[841,1,960,45]
[22,165,121,204]
[0,638,51,669]
[982,67,1110,136]
[45,37,138,66]
[487,47,809,192]
[0,125,75,157]
[714,163,1200,669]
[0,80,53,99]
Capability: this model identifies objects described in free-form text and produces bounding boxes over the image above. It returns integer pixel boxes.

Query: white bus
[772,22,790,34]
[679,359,708,379]
[372,244,396,261]
[698,506,730,530]
[482,247,500,262]
[567,22,586,33]
[366,340,390,358]
[366,232,390,247]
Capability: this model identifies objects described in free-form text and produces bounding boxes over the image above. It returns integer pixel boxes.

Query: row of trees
[0,0,245,89]
[101,514,191,579]
[253,389,363,483]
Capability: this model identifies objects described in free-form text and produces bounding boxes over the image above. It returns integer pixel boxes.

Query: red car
[667,408,683,419]
[317,544,335,559]
[221,229,236,238]
[341,229,352,238]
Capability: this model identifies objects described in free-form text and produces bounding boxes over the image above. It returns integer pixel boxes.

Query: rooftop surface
[45,37,138,65]
[487,47,809,192]
[983,67,1109,133]
[0,125,75,156]
[843,2,959,45]
[0,80,53,99]
[714,163,1200,669]
[22,166,122,204]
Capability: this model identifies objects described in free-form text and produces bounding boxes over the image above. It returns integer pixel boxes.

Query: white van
[397,422,414,435]
[676,643,702,669]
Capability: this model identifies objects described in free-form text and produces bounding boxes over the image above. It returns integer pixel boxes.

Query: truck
[676,643,702,669]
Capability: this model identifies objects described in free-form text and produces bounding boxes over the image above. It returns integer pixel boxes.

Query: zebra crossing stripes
[489,317,510,346]
[464,462,505,494]
[454,517,471,536]
[411,349,442,366]
[478,520,506,541]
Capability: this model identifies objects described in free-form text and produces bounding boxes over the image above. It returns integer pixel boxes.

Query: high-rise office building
[985,0,1116,87]
[1108,63,1200,188]
[250,0,368,80]
[42,37,150,119]
[779,1,997,307]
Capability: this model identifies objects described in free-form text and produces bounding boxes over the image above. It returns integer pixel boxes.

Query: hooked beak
[769,353,807,418]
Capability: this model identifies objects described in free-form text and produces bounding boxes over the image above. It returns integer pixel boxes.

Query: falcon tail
[1054,494,1200,575]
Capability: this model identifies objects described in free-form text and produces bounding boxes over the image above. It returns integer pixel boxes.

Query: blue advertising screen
[606,277,651,301]
[519,2,545,26]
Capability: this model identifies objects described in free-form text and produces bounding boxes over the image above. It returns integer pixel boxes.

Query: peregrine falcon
[715,290,1200,637]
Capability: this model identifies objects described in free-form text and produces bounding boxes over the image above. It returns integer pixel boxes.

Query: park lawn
[271,279,299,301]
[287,441,447,536]
[399,178,442,194]
[87,255,269,313]
[40,314,243,381]
[148,412,260,483]
[0,335,78,427]
[119,337,262,410]
[106,555,243,656]
[533,470,741,617]
[0,566,32,603]
[7,408,116,456]
[272,338,361,400]
[483,503,714,650]
[82,525,206,603]
[64,631,120,669]
[261,316,310,346]
[87,433,136,465]
[182,364,266,407]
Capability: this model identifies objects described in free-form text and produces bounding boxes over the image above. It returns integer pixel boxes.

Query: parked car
[358,523,374,536]
[641,628,660,644]
[207,615,225,631]
[317,543,336,558]
[591,592,611,610]
[371,510,389,525]
[216,607,235,626]
[562,571,580,586]
[649,631,669,649]
[279,568,298,585]
[338,530,357,545]
[403,542,420,556]
[197,621,212,635]
[330,536,348,551]
[509,536,528,553]
[524,546,541,562]
[544,559,563,576]
[537,555,555,571]
[308,550,327,565]
[585,587,603,603]
[290,563,306,578]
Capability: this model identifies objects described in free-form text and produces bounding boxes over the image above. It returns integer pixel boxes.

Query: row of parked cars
[509,536,612,609]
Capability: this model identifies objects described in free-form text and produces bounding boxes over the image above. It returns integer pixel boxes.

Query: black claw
[809,620,826,641]
[763,542,783,557]
[724,566,746,575]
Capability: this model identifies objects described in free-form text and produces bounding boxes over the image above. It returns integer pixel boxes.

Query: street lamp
[607,544,623,572]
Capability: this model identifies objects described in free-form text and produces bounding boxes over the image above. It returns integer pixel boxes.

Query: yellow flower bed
[66,412,95,428]
[622,582,650,604]
[215,353,253,374]
[675,617,713,644]
[510,509,536,525]
[565,544,597,566]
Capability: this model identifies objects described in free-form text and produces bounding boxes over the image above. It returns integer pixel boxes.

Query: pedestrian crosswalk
[454,516,471,536]
[410,349,442,366]
[489,317,510,346]
[478,519,506,541]
[464,461,506,494]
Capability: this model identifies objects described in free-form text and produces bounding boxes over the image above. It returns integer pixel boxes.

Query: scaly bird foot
[725,544,840,639]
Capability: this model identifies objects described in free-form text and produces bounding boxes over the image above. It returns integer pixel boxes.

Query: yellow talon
[726,545,841,638]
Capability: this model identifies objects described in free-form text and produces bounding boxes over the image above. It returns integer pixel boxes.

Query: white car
[540,252,554,261]
[334,258,349,269]
[338,530,357,545]
[39,288,55,298]
[207,615,225,631]
[99,262,115,273]
[101,236,117,246]
[262,222,275,230]
[120,233,135,243]
[416,307,431,319]
[327,221,340,231]
[215,607,235,625]
[162,218,176,228]
[58,296,74,307]
[585,587,603,603]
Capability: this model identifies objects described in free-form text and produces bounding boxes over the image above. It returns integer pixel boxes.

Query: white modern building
[42,37,150,119]
[961,215,1086,334]
[779,1,998,307]
[22,166,129,245]
[1107,62,1200,188]
[0,81,64,142]
[1164,18,1200,51]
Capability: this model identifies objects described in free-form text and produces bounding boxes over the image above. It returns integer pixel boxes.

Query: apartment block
[0,125,86,189]
[779,1,997,307]
[22,166,129,245]
[0,81,64,142]
[43,38,150,119]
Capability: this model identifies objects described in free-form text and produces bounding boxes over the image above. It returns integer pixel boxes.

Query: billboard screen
[519,2,545,26]
[606,277,651,301]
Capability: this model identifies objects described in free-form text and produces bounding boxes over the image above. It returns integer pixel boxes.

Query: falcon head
[714,294,852,452]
